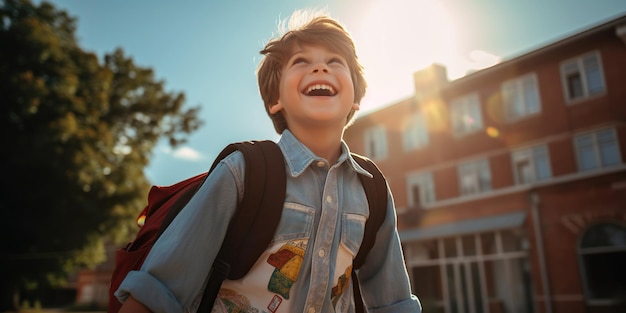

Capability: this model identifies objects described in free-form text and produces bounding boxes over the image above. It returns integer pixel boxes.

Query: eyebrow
[290,47,344,58]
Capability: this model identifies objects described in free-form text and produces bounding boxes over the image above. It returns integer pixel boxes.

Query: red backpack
[108,140,388,313]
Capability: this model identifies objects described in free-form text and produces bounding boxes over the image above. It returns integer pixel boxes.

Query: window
[406,230,533,313]
[512,145,552,184]
[403,112,429,151]
[364,125,388,160]
[578,223,626,306]
[407,172,435,207]
[574,128,621,171]
[501,73,541,121]
[561,51,606,102]
[458,159,491,195]
[451,93,483,135]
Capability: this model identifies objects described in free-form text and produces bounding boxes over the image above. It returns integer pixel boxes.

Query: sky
[39,0,626,185]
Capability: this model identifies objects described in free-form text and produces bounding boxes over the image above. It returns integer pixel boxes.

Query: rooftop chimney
[413,63,448,103]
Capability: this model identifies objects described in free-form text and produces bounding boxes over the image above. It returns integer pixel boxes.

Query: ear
[352,102,360,111]
[269,101,284,115]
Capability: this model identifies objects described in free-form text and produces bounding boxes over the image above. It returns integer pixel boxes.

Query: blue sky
[41,0,626,185]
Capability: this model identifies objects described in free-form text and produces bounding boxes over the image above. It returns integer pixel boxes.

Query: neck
[288,126,344,165]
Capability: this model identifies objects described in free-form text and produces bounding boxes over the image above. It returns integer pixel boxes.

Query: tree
[0,0,203,309]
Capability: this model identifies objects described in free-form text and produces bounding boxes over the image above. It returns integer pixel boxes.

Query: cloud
[469,50,501,70]
[171,146,205,161]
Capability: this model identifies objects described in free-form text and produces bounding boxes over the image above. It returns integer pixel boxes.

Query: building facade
[344,15,626,313]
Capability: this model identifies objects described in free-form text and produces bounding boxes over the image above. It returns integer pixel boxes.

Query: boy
[116,11,421,313]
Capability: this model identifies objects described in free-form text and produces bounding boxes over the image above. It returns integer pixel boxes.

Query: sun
[348,0,458,112]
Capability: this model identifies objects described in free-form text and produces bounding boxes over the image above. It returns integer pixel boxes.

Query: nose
[311,62,329,74]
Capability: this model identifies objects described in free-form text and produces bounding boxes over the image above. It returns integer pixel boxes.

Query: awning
[399,211,527,242]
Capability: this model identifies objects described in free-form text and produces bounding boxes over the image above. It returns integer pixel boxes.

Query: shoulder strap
[352,153,388,269]
[198,140,286,312]
[351,153,389,313]
[219,141,286,278]
[154,140,270,239]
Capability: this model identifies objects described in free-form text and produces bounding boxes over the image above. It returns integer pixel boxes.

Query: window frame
[364,125,388,160]
[501,73,541,121]
[406,172,436,208]
[458,159,492,196]
[511,145,552,184]
[403,112,429,151]
[577,222,626,306]
[405,229,533,313]
[450,93,483,136]
[573,128,622,172]
[560,50,606,104]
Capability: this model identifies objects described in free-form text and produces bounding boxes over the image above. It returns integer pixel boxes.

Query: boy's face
[269,43,358,132]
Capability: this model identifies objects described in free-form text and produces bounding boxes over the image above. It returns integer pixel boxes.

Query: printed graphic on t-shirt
[266,295,282,313]
[331,265,352,306]
[266,240,307,299]
[211,288,259,313]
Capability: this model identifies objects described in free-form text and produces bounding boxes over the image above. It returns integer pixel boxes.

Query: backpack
[108,140,388,313]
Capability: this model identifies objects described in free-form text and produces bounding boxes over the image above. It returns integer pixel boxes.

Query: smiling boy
[116,11,421,313]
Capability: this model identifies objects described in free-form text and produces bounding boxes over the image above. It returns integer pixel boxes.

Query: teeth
[305,84,335,95]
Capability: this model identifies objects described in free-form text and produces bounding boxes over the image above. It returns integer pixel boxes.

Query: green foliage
[0,0,203,309]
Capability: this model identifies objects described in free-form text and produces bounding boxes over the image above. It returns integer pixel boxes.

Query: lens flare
[486,126,500,138]
[422,99,449,132]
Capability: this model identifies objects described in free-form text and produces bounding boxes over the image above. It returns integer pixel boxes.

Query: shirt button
[318,249,326,257]
[307,308,316,313]
[316,161,325,167]
[326,195,333,203]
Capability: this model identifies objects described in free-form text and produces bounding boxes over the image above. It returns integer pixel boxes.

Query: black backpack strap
[352,153,387,269]
[155,142,254,239]
[351,153,388,313]
[198,140,286,312]
[221,141,286,278]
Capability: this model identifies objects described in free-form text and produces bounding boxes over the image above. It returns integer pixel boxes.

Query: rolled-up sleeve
[115,152,244,313]
[356,187,422,313]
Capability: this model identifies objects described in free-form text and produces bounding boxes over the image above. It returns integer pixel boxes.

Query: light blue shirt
[116,130,421,313]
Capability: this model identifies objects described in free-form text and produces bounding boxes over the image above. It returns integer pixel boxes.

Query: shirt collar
[277,130,373,178]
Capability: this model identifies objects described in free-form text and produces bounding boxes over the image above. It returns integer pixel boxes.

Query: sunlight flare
[352,0,458,111]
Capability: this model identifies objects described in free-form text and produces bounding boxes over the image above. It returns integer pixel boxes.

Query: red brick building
[75,243,116,308]
[344,14,626,313]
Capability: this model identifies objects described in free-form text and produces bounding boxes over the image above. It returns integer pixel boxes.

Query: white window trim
[364,125,388,160]
[577,223,626,305]
[403,112,429,151]
[406,172,436,208]
[511,145,552,185]
[405,229,532,313]
[573,128,622,172]
[560,50,607,104]
[501,73,541,122]
[450,93,483,136]
[458,159,492,196]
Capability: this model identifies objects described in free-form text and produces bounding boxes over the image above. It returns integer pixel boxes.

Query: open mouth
[303,84,336,96]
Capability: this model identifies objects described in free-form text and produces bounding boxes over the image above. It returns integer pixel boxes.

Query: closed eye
[329,57,345,64]
[291,57,308,66]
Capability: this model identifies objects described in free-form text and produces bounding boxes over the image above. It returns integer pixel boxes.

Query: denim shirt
[116,130,421,313]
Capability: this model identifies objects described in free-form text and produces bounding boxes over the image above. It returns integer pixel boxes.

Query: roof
[399,211,527,242]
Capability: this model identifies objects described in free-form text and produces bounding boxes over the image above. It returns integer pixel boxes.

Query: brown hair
[257,12,367,134]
